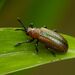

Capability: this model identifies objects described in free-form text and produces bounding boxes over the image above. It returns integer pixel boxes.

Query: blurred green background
[0,0,75,36]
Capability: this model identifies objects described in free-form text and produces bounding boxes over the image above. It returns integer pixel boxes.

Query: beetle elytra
[15,17,68,56]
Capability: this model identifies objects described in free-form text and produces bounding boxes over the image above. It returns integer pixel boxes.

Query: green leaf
[0,28,75,75]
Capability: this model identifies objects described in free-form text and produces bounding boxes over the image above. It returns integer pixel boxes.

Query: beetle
[15,17,68,56]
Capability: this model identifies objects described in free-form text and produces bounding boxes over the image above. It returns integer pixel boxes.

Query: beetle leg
[53,29,57,32]
[46,47,56,57]
[43,25,47,28]
[35,40,39,53]
[49,49,56,57]
[15,38,34,47]
[26,38,34,43]
[15,28,24,31]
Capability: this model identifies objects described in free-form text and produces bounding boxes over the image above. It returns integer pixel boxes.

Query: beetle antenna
[17,17,27,32]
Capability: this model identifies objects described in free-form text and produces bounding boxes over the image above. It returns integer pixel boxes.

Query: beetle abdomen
[38,36,68,52]
[38,28,68,53]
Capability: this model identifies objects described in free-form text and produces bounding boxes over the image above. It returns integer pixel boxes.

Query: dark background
[0,0,75,36]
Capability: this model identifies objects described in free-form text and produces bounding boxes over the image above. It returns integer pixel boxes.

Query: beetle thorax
[27,28,40,39]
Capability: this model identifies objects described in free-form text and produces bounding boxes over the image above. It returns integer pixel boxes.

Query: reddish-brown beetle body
[27,27,68,53]
[16,18,68,55]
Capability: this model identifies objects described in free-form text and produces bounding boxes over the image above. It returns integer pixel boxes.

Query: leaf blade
[0,28,75,75]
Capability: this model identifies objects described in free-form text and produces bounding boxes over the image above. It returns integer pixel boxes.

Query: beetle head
[17,17,36,36]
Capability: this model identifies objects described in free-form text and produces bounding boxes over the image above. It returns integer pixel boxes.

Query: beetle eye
[29,23,34,28]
